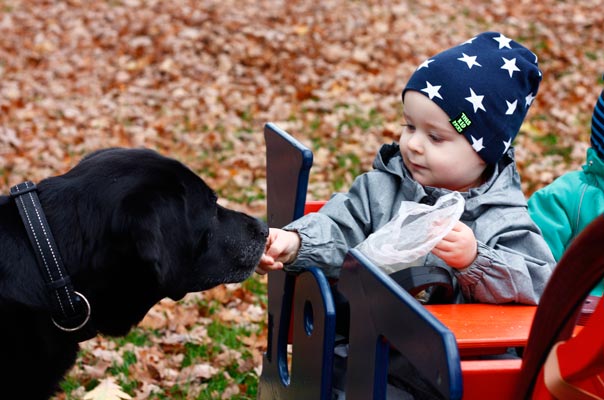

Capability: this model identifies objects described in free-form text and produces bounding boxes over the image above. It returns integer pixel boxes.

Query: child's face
[400,91,487,192]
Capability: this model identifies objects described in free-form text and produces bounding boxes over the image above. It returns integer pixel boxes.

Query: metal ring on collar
[52,291,92,332]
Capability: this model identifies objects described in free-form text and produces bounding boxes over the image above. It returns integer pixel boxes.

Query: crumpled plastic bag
[356,191,465,274]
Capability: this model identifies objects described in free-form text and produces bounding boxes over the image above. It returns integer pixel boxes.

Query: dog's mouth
[183,218,267,293]
[226,216,268,271]
[216,239,266,284]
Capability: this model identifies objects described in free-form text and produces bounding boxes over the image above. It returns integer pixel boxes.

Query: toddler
[258,32,555,305]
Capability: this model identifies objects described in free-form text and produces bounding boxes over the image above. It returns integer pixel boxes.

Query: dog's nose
[245,216,269,239]
[258,220,269,238]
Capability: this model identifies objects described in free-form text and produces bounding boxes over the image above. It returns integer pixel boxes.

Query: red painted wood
[425,304,537,356]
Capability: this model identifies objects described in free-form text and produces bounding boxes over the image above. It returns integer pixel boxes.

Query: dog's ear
[112,189,194,296]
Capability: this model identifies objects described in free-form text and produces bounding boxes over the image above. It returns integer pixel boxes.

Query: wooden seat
[425,303,537,357]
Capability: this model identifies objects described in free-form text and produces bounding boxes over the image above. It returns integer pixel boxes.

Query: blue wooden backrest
[258,123,337,400]
[258,122,462,399]
[338,249,462,399]
[264,122,312,227]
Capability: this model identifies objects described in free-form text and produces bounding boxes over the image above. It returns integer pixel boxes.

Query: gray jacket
[285,143,555,305]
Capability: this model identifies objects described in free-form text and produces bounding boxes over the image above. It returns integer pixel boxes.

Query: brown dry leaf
[81,360,112,380]
[203,285,231,304]
[83,377,131,400]
[177,363,219,382]
[221,383,241,399]
[138,307,168,330]
[240,331,268,351]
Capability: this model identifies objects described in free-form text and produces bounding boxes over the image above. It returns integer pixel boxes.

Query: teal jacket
[528,147,604,295]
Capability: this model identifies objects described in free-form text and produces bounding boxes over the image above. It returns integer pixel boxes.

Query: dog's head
[39,148,268,335]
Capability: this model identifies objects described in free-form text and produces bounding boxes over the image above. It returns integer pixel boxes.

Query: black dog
[0,148,268,399]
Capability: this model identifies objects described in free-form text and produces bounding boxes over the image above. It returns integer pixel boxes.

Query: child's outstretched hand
[255,228,301,275]
[431,221,477,269]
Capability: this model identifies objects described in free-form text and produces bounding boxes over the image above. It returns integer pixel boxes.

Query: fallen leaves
[58,284,266,399]
[2,0,603,398]
[1,0,600,204]
[83,378,132,400]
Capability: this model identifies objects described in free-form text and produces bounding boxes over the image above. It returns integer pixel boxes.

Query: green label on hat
[450,112,472,134]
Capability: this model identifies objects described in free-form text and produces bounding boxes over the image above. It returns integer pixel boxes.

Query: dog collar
[10,181,95,341]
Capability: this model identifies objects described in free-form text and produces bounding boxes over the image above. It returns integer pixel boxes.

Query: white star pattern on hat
[417,59,434,70]
[501,57,520,77]
[458,53,482,69]
[465,88,485,112]
[403,32,542,164]
[421,81,443,100]
[502,138,512,154]
[505,100,518,115]
[493,34,512,49]
[471,136,485,152]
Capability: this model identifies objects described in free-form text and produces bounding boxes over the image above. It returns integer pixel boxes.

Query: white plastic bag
[356,191,465,274]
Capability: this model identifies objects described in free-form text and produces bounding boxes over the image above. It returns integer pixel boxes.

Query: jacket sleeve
[282,171,398,278]
[446,208,555,305]
[527,179,575,262]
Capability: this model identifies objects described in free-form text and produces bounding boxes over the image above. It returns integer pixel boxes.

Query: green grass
[193,297,221,316]
[107,350,137,377]
[335,106,383,132]
[112,327,153,347]
[59,376,82,399]
[533,132,558,146]
[242,275,268,298]
[182,343,210,368]
[207,320,251,350]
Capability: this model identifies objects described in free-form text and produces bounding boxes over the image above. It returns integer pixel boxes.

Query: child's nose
[407,132,424,153]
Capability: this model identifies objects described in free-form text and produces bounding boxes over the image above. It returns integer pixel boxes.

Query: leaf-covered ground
[1,0,603,399]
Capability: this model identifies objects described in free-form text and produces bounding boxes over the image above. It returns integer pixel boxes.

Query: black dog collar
[10,181,94,340]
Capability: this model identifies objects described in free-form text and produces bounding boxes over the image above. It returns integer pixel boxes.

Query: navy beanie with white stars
[591,86,604,159]
[403,31,542,165]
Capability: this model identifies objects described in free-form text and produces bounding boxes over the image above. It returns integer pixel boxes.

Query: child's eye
[401,123,416,133]
[429,133,443,143]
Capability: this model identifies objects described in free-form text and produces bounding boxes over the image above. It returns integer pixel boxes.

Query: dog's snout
[248,219,268,241]
[258,220,269,238]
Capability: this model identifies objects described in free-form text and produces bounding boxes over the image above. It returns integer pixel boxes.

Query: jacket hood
[372,142,528,219]
[583,147,604,183]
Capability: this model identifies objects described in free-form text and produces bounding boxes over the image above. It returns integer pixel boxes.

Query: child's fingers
[260,253,275,265]
[433,238,454,252]
[266,231,299,263]
[266,243,282,259]
[255,257,284,275]
[431,246,444,259]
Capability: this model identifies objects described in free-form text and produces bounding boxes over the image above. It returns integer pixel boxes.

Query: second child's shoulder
[531,170,584,198]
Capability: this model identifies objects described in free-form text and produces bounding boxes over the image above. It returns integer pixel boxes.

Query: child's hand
[431,221,477,269]
[255,228,301,275]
